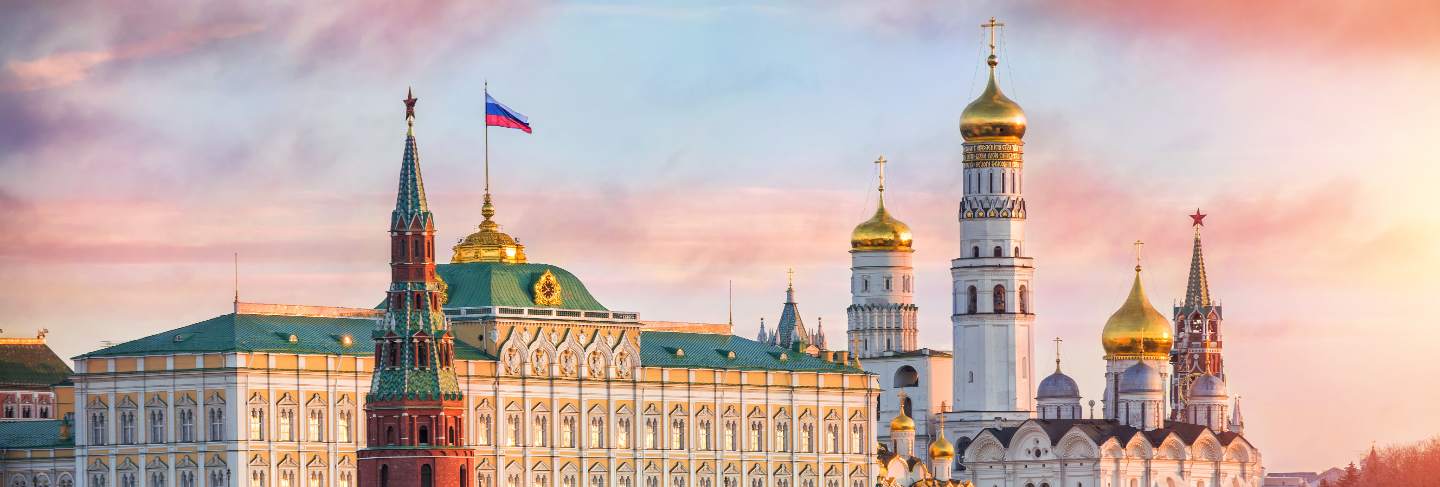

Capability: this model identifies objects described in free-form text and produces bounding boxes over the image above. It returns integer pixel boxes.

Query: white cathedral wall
[868,354,951,456]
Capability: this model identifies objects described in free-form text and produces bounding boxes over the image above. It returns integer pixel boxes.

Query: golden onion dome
[959,56,1027,142]
[851,199,913,251]
[1101,267,1174,360]
[889,408,916,432]
[928,429,955,460]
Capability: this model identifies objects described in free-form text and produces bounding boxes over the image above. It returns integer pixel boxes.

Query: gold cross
[1053,337,1063,369]
[982,17,1005,58]
[787,267,795,287]
[1133,240,1145,270]
[874,155,887,193]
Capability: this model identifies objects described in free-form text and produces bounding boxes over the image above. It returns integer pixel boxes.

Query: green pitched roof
[434,262,608,311]
[0,420,71,449]
[639,331,863,373]
[80,311,494,361]
[0,340,72,389]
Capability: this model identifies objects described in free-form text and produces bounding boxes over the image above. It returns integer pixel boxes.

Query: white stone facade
[848,250,919,359]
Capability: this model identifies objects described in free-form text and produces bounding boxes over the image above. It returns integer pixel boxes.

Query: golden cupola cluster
[451,193,528,264]
[960,18,1027,142]
[851,155,914,252]
[1101,264,1174,360]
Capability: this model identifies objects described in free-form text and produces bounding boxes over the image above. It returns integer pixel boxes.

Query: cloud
[1,22,264,92]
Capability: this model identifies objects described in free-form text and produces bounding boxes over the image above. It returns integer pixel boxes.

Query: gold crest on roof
[533,269,563,307]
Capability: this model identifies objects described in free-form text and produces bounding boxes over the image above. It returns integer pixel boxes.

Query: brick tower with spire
[358,89,474,487]
[1170,209,1226,417]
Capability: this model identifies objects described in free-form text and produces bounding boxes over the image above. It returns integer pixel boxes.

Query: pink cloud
[1,22,264,92]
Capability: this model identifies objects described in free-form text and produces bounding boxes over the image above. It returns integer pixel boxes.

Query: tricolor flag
[485,93,531,133]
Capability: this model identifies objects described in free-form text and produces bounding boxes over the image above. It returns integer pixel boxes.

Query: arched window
[385,426,396,445]
[1014,246,1020,257]
[861,277,868,292]
[421,465,432,487]
[379,466,389,487]
[966,286,977,314]
[884,277,891,291]
[993,246,1003,257]
[460,467,467,487]
[1018,286,1028,314]
[967,371,974,383]
[971,246,980,258]
[893,366,920,388]
[418,425,429,445]
[993,285,1006,313]
[449,425,457,445]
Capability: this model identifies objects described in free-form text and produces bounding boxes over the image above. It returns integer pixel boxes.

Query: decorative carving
[533,269,564,307]
[587,350,606,379]
[614,351,633,379]
[558,349,578,377]
[501,347,521,375]
[530,348,550,377]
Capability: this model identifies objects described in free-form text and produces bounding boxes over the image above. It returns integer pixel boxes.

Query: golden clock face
[533,269,564,307]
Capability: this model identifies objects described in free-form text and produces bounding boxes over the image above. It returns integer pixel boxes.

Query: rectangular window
[307,409,323,442]
[249,408,265,441]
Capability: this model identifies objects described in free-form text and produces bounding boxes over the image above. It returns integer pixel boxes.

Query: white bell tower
[951,17,1035,420]
[847,155,919,358]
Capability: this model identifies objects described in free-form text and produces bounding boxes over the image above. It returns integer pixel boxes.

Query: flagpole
[484,80,490,196]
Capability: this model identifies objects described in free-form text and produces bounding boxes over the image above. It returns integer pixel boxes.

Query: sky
[3,0,1440,472]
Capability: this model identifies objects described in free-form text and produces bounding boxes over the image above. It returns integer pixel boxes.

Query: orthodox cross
[1133,240,1145,270]
[874,155,887,193]
[982,17,1005,64]
[787,267,795,288]
[1053,336,1063,370]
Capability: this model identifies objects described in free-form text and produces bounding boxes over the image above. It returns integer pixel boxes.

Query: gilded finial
[1133,240,1144,272]
[982,17,1005,68]
[874,155,887,195]
[1053,336,1063,372]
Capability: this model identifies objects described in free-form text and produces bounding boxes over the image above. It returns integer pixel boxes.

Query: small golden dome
[452,194,527,264]
[851,200,913,251]
[959,62,1027,142]
[889,409,916,432]
[928,429,955,459]
[1101,268,1174,360]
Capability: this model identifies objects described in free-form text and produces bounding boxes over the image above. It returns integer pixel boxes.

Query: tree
[1318,480,1331,487]
[1337,462,1359,487]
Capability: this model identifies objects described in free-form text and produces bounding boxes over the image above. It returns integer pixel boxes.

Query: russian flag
[485,93,531,133]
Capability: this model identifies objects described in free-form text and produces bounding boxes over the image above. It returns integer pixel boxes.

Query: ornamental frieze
[960,196,1027,220]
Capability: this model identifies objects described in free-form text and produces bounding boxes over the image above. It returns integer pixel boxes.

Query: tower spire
[1185,209,1212,307]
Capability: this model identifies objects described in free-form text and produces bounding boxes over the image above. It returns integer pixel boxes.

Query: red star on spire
[1189,208,1206,227]
[403,86,418,119]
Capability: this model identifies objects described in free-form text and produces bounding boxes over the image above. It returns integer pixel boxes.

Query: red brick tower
[358,89,474,487]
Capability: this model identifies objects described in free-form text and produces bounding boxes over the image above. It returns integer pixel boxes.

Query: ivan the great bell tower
[950,18,1035,421]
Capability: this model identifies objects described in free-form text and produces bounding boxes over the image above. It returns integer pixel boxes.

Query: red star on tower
[1190,209,1207,227]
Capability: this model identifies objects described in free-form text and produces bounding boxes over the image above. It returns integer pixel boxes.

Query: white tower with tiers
[951,17,1035,420]
[848,156,919,358]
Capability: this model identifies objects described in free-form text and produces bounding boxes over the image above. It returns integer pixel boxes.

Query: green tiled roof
[0,341,72,389]
[639,331,863,373]
[433,262,607,311]
[0,420,71,449]
[78,312,492,361]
